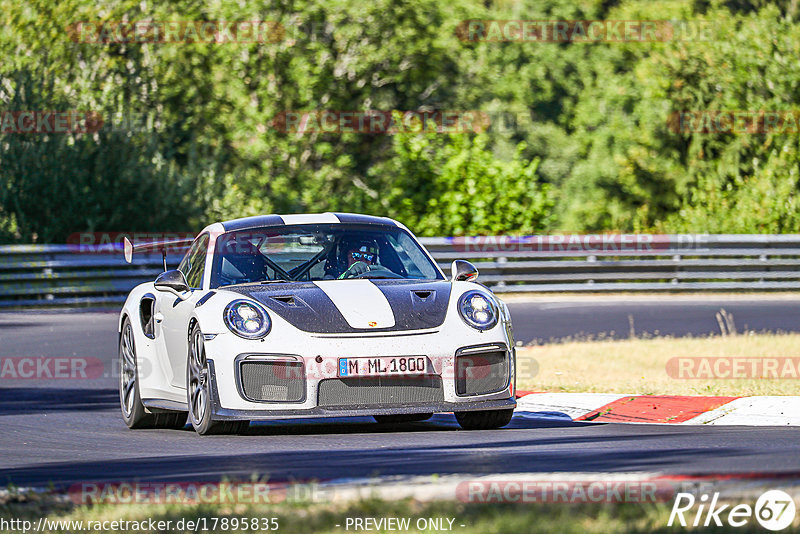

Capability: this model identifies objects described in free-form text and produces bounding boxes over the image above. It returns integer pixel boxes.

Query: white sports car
[118,213,516,434]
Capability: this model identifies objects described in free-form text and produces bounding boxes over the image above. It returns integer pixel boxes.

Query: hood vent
[271,295,297,306]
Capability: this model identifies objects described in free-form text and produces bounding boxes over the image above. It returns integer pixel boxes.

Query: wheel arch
[119,312,130,338]
[119,282,157,333]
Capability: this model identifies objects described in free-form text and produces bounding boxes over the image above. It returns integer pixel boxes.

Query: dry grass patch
[517,333,800,396]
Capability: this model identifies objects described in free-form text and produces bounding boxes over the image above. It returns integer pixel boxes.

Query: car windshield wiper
[260,279,291,284]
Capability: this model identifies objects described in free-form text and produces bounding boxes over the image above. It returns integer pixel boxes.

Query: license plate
[338,356,430,377]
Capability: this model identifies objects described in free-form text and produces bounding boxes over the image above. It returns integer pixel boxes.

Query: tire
[373,413,433,424]
[187,323,249,435]
[455,408,514,430]
[119,318,187,430]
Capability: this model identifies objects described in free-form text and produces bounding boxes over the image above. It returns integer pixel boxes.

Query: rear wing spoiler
[123,236,195,271]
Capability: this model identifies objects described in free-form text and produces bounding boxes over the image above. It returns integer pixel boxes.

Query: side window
[180,234,209,289]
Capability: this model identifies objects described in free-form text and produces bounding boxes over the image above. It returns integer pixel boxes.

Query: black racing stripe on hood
[221,280,451,333]
[373,280,451,330]
[224,283,353,333]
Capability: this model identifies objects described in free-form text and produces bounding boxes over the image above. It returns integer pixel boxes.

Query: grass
[517,332,800,396]
[1,492,786,534]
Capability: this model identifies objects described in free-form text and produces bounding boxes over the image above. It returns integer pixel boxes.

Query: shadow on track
[238,413,585,436]
[0,435,741,489]
[0,407,749,488]
[0,387,119,416]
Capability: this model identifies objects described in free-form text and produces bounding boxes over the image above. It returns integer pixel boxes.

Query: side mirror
[154,270,190,295]
[451,260,479,282]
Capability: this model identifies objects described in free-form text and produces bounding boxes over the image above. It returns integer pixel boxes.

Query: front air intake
[456,349,509,396]
[239,360,305,402]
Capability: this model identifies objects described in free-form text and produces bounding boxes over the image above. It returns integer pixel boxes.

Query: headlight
[458,290,498,331]
[224,300,271,339]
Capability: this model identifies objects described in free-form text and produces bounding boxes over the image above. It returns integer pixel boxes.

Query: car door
[156,233,209,388]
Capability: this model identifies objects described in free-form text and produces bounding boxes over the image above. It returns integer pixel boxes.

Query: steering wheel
[352,265,404,279]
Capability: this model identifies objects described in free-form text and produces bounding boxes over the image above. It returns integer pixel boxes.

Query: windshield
[210,223,443,287]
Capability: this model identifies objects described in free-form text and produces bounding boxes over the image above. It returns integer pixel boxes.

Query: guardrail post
[496,257,507,287]
[44,259,54,302]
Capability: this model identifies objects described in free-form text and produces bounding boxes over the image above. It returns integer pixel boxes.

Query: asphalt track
[1,297,799,489]
[505,295,800,344]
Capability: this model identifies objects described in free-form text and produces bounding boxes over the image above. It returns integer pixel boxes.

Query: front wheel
[455,408,514,430]
[187,324,249,435]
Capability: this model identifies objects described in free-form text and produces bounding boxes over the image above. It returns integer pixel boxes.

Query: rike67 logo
[669,490,796,531]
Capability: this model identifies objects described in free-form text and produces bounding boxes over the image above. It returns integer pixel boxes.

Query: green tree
[371,131,554,235]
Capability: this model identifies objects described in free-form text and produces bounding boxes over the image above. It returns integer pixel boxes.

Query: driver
[338,241,379,279]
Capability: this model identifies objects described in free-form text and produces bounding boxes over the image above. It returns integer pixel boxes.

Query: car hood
[222,279,452,333]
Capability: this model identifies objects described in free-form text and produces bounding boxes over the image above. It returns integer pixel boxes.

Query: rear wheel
[373,413,433,424]
[187,324,249,435]
[119,318,187,430]
[455,408,514,430]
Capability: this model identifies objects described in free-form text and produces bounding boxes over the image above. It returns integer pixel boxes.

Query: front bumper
[203,328,516,421]
[208,362,516,420]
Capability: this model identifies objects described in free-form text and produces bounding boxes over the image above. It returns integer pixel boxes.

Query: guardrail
[2,234,800,308]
